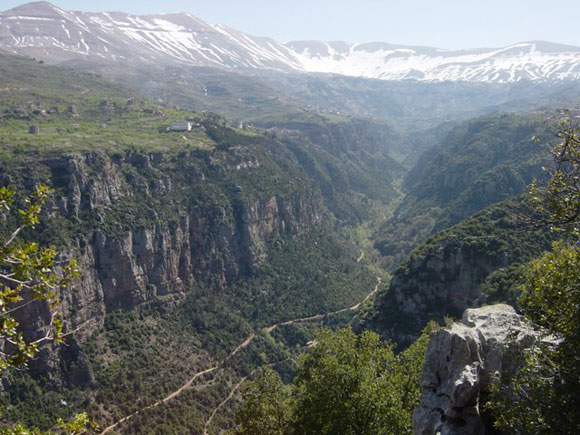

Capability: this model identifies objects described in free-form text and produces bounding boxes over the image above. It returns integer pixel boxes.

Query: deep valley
[1,2,580,434]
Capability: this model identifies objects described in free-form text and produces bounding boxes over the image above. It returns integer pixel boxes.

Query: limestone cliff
[4,147,324,340]
[413,304,556,435]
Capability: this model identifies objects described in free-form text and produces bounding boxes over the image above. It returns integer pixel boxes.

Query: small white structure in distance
[169,122,192,132]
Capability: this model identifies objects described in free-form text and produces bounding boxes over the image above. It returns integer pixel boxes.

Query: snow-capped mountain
[0,1,303,72]
[2,2,580,83]
[287,40,580,82]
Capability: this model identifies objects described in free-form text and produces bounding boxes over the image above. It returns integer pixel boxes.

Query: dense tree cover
[0,185,95,433]
[235,117,580,435]
[235,368,292,435]
[374,113,550,269]
[488,241,580,434]
[235,324,437,435]
[487,119,580,433]
[0,123,382,432]
[529,117,580,238]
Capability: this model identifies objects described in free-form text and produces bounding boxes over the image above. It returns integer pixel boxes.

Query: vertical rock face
[413,304,553,435]
[9,150,324,341]
[367,202,553,347]
[368,239,514,348]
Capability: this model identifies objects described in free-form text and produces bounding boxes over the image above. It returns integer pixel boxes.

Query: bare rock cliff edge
[413,304,556,435]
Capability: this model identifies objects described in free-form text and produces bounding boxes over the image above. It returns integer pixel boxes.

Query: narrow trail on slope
[100,335,259,434]
[228,333,256,359]
[356,250,365,263]
[202,357,293,435]
[266,276,381,333]
[100,365,220,434]
[101,277,382,434]
[99,334,258,435]
[203,276,382,434]
[203,375,248,435]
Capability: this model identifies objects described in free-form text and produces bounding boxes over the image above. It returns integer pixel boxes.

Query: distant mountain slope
[373,112,553,269]
[3,2,580,83]
[0,49,134,106]
[0,1,302,72]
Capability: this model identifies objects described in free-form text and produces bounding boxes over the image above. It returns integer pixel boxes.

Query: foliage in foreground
[235,324,437,435]
[487,242,580,434]
[0,184,73,372]
[487,118,580,433]
[529,117,580,239]
[0,185,95,433]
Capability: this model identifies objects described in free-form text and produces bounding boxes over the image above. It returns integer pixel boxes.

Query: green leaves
[0,412,98,435]
[18,184,54,228]
[0,184,78,372]
[0,186,16,214]
[530,118,580,239]
[521,242,580,349]
[57,412,99,434]
[0,186,91,433]
[486,243,580,433]
[236,369,292,435]
[235,324,437,435]
[486,118,580,433]
[292,328,400,435]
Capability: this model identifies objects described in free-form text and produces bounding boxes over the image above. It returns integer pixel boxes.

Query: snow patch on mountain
[0,2,304,71]
[287,41,580,82]
[2,2,580,83]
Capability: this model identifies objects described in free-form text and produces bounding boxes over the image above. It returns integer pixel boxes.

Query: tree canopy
[235,324,436,435]
[530,117,580,238]
[488,118,580,434]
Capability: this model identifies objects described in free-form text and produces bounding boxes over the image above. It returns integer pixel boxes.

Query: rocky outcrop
[413,304,556,435]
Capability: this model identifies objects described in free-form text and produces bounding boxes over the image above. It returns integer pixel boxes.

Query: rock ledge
[413,304,548,435]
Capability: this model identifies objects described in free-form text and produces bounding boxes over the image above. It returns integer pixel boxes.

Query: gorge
[0,2,579,434]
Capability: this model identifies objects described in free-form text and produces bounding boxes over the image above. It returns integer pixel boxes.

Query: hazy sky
[3,0,580,49]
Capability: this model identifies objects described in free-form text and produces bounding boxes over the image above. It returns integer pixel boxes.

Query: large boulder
[413,304,554,435]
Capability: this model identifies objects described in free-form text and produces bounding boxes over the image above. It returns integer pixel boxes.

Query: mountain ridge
[2,2,580,83]
[288,40,580,82]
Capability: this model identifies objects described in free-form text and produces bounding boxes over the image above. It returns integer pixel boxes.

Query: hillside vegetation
[366,199,554,345]
[2,44,580,434]
[374,112,553,269]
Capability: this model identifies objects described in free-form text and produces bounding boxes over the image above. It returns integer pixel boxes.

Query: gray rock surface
[9,150,323,345]
[413,304,550,435]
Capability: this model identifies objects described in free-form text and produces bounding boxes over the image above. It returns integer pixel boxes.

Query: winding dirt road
[202,375,248,435]
[228,333,256,359]
[266,276,381,333]
[100,277,382,434]
[202,276,382,434]
[100,365,219,434]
